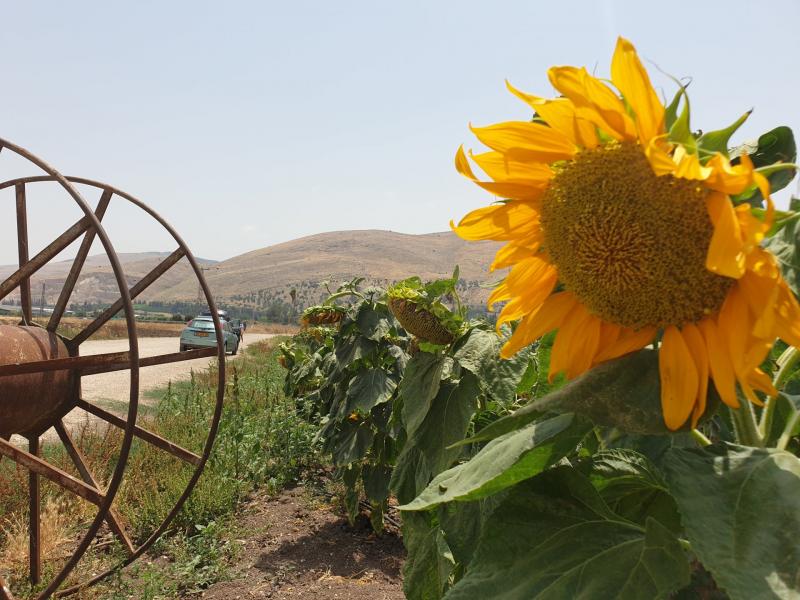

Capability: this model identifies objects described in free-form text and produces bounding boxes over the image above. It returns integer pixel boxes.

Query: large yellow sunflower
[453,37,800,430]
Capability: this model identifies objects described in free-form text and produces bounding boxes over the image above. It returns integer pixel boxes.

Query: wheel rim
[0,169,226,597]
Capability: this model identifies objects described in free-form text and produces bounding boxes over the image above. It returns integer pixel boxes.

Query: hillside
[152,230,504,311]
[0,252,217,307]
[0,231,504,315]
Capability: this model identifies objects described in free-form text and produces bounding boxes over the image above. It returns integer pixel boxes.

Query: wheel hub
[0,325,74,437]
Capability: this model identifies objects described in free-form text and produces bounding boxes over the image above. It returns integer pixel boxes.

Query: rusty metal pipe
[0,326,73,438]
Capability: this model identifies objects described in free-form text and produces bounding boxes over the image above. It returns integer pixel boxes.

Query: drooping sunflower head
[453,37,799,430]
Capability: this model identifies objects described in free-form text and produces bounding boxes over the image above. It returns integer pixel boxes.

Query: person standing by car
[236,320,245,343]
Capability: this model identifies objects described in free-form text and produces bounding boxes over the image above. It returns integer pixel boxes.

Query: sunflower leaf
[731,126,797,204]
[667,90,695,152]
[765,198,800,296]
[663,86,684,133]
[696,110,751,157]
[443,468,690,600]
[399,413,590,511]
[663,443,800,600]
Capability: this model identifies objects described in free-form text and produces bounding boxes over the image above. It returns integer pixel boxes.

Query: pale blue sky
[0,0,797,264]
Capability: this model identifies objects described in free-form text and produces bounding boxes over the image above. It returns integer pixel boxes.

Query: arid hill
[153,230,504,310]
[0,231,504,312]
[0,252,217,308]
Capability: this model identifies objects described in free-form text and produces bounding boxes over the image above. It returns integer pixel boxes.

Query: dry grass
[0,500,73,571]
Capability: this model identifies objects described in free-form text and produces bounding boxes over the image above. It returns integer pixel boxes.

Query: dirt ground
[201,486,405,600]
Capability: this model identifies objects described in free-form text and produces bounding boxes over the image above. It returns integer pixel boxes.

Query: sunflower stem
[691,429,712,447]
[730,401,764,448]
[759,347,800,441]
[777,411,800,451]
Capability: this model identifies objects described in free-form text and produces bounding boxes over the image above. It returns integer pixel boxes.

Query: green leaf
[766,204,800,296]
[765,393,800,446]
[697,110,751,157]
[515,356,538,394]
[391,374,481,504]
[398,352,448,438]
[402,511,455,600]
[342,463,362,525]
[667,90,694,152]
[345,368,397,413]
[355,302,393,341]
[452,400,542,447]
[452,326,532,406]
[731,126,797,203]
[401,413,589,510]
[334,336,377,370]
[362,463,392,505]
[663,85,684,133]
[444,469,690,600]
[528,349,718,435]
[663,443,800,600]
[438,499,494,570]
[332,420,374,466]
[587,449,682,534]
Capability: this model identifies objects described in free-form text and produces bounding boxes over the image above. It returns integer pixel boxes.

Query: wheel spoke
[48,190,113,332]
[0,350,130,377]
[70,247,187,347]
[0,438,105,505]
[80,347,217,376]
[0,346,216,378]
[28,436,41,585]
[76,399,201,466]
[0,214,103,308]
[15,184,32,323]
[54,421,135,556]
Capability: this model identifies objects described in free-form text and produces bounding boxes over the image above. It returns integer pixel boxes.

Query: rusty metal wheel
[0,139,226,599]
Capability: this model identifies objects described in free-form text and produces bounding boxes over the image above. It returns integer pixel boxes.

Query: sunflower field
[281,37,800,600]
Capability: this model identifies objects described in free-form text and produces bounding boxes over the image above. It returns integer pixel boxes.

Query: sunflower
[452,37,800,430]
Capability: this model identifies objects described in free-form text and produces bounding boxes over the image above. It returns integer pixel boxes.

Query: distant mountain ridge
[0,230,503,312]
[151,230,504,310]
[0,252,217,307]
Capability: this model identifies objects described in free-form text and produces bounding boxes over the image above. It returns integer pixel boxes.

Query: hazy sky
[0,0,797,265]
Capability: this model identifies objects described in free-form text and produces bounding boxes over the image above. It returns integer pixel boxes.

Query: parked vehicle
[200,309,231,322]
[179,316,240,355]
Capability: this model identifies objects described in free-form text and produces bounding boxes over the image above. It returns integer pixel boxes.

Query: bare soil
[201,486,405,600]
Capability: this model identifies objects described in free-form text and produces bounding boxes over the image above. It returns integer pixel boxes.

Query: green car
[179,316,240,355]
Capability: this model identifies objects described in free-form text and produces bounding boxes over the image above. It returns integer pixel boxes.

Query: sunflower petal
[610,37,664,144]
[681,323,709,428]
[704,152,757,195]
[774,279,800,348]
[549,303,596,381]
[499,291,575,359]
[494,259,558,328]
[491,240,540,271]
[645,136,678,176]
[451,199,541,242]
[547,66,635,141]
[469,150,554,185]
[738,268,779,339]
[594,325,656,363]
[672,145,713,180]
[698,318,739,408]
[469,122,575,162]
[717,286,750,369]
[659,325,699,430]
[455,146,546,199]
[705,192,745,278]
[505,80,599,148]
